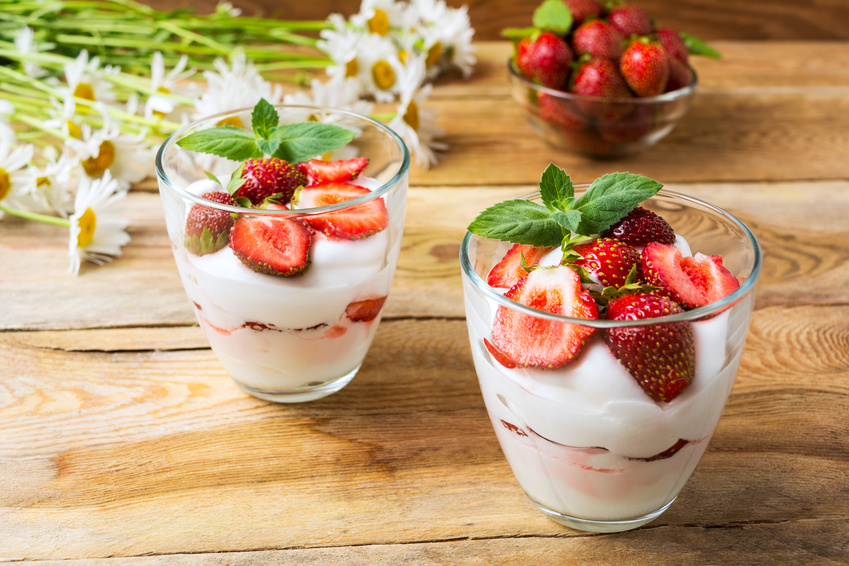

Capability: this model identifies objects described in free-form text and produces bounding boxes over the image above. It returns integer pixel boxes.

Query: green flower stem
[0,204,70,227]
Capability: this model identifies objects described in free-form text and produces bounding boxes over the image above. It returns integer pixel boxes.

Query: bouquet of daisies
[0,0,475,274]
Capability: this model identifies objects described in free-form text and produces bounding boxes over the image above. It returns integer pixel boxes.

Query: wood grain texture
[138,0,849,41]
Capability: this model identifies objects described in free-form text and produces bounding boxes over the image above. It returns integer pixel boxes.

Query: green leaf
[225,164,245,196]
[532,0,572,35]
[176,126,260,161]
[256,137,281,157]
[681,32,721,59]
[251,98,279,139]
[501,27,539,40]
[573,172,663,234]
[468,199,562,247]
[551,209,581,233]
[270,122,357,163]
[204,170,222,187]
[539,163,574,212]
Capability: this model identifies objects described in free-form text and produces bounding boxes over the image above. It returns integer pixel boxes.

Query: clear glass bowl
[156,105,410,402]
[460,188,761,532]
[508,63,697,158]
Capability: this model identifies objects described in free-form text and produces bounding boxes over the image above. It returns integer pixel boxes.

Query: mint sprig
[468,164,662,250]
[176,98,356,163]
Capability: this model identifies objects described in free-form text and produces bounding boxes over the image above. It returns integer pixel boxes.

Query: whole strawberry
[570,58,633,120]
[620,38,670,96]
[185,191,236,256]
[605,292,695,403]
[665,57,693,92]
[516,31,573,89]
[571,237,641,288]
[562,0,603,26]
[602,205,676,246]
[572,20,626,60]
[608,5,653,38]
[235,157,307,206]
[656,28,689,64]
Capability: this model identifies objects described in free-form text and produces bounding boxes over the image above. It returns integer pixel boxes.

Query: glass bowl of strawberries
[505,0,717,158]
[156,101,409,403]
[460,165,762,531]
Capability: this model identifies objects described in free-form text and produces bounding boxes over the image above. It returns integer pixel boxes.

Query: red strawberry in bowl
[229,214,312,277]
[235,157,307,206]
[571,237,642,288]
[491,266,599,369]
[620,38,671,97]
[563,0,603,26]
[641,242,741,309]
[294,182,388,240]
[608,5,653,38]
[570,58,633,120]
[298,157,369,184]
[603,206,676,247]
[184,191,236,256]
[487,243,554,288]
[656,28,689,65]
[515,31,574,89]
[605,292,695,402]
[572,20,626,60]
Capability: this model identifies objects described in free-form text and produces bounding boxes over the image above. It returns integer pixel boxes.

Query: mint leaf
[539,162,574,212]
[256,137,281,157]
[251,98,279,139]
[270,122,356,163]
[533,0,572,35]
[573,172,663,234]
[681,32,721,59]
[551,209,581,233]
[468,199,562,247]
[176,126,260,161]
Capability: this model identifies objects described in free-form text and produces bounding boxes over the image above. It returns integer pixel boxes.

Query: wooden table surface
[1,41,847,564]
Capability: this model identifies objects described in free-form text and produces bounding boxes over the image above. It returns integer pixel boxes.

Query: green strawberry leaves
[502,0,572,40]
[468,164,663,249]
[680,32,721,59]
[176,98,356,163]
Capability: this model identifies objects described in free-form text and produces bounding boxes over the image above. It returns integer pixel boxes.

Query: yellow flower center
[426,41,443,68]
[372,60,396,90]
[81,140,115,177]
[36,176,50,188]
[367,9,391,36]
[76,207,97,248]
[345,58,359,78]
[216,116,243,128]
[403,100,420,131]
[0,167,10,201]
[67,120,82,139]
[153,86,171,118]
[398,49,410,64]
[73,82,95,101]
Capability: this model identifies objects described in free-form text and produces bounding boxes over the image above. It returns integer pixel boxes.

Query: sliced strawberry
[297,157,369,184]
[492,266,599,369]
[603,206,675,247]
[642,243,740,309]
[236,157,307,206]
[185,191,236,256]
[294,182,388,240]
[484,337,518,369]
[345,296,387,322]
[572,237,641,288]
[487,243,554,288]
[605,292,695,403]
[629,439,690,461]
[229,215,311,276]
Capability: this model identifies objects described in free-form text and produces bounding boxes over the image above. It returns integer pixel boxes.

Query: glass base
[529,496,676,533]
[231,365,360,403]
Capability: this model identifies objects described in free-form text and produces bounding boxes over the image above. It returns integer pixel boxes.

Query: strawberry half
[572,237,641,288]
[605,292,695,403]
[641,243,741,309]
[345,296,387,322]
[294,182,388,240]
[235,157,307,206]
[491,266,599,369]
[185,191,236,256]
[298,157,369,184]
[487,243,554,288]
[602,206,676,247]
[229,215,311,276]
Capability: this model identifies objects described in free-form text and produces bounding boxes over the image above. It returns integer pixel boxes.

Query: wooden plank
[138,0,849,41]
[2,181,848,330]
[0,305,847,560]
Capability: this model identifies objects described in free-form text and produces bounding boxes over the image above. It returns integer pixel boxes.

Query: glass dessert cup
[460,189,761,532]
[156,105,410,403]
[508,63,696,159]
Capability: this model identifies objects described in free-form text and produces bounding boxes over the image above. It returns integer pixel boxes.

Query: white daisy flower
[349,33,404,103]
[193,50,283,120]
[388,55,447,169]
[318,21,366,84]
[31,151,79,217]
[349,0,409,36]
[411,0,476,78]
[0,132,38,216]
[68,170,130,275]
[60,50,120,105]
[69,116,154,190]
[43,94,84,140]
[13,26,48,79]
[145,52,196,120]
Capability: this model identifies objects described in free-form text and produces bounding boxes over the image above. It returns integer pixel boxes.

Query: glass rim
[154,103,411,216]
[460,187,762,329]
[507,61,698,104]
